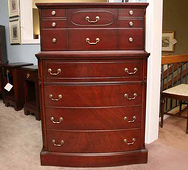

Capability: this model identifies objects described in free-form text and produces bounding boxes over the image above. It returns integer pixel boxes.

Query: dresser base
[41,149,148,167]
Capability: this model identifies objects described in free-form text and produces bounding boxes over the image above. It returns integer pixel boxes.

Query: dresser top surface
[36,2,149,9]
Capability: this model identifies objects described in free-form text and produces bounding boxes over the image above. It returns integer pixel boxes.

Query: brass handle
[124,138,136,145]
[52,139,64,147]
[48,68,61,76]
[129,21,134,27]
[26,73,30,79]
[124,116,136,123]
[49,94,62,101]
[129,37,133,43]
[52,22,56,27]
[85,16,100,23]
[50,117,63,124]
[51,10,56,16]
[124,93,137,100]
[52,38,57,43]
[6,70,9,74]
[86,38,100,45]
[125,68,138,75]
[129,10,134,16]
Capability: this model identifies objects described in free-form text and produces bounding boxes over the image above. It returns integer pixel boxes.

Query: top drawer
[119,9,145,18]
[42,9,66,18]
[68,9,117,27]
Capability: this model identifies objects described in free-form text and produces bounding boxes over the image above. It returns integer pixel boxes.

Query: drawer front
[68,29,117,50]
[46,106,141,130]
[24,71,36,81]
[5,68,13,77]
[41,30,67,51]
[119,29,144,50]
[41,19,67,28]
[119,9,145,18]
[68,9,117,27]
[44,60,142,81]
[42,9,66,18]
[119,19,144,28]
[44,84,142,107]
[47,129,141,153]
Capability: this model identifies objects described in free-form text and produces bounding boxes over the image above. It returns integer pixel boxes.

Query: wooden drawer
[119,9,145,18]
[23,70,36,81]
[47,129,141,153]
[119,29,144,50]
[44,60,142,81]
[119,19,144,28]
[68,9,117,28]
[42,9,66,18]
[44,84,142,107]
[68,29,117,50]
[45,106,141,130]
[41,19,67,28]
[41,30,67,51]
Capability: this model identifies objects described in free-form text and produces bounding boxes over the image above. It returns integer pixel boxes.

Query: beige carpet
[0,100,188,170]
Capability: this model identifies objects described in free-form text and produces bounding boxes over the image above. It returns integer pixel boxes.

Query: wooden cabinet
[22,65,40,120]
[36,2,149,167]
[3,62,33,111]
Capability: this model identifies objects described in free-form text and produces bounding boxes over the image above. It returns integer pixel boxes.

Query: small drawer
[41,30,67,51]
[42,9,66,18]
[119,19,144,28]
[46,106,141,130]
[119,29,144,50]
[44,60,142,81]
[44,84,142,107]
[24,71,36,81]
[47,129,141,153]
[68,29,117,50]
[41,19,67,28]
[119,9,145,18]
[68,9,117,27]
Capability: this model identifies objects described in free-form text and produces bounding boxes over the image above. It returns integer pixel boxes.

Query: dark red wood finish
[36,2,149,167]
[22,65,40,120]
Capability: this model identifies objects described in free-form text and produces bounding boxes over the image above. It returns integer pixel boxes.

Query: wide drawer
[41,19,67,28]
[44,84,142,107]
[68,29,117,50]
[47,129,141,153]
[68,9,117,28]
[45,106,141,130]
[119,29,144,50]
[44,60,142,81]
[41,30,67,51]
[41,9,66,18]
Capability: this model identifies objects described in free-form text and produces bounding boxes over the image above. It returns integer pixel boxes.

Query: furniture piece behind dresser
[36,2,149,167]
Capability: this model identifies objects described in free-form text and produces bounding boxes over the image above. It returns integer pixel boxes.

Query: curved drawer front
[119,29,144,50]
[46,106,141,130]
[44,60,142,81]
[41,30,67,51]
[44,84,142,107]
[41,19,67,28]
[68,9,117,27]
[68,29,117,50]
[47,129,141,153]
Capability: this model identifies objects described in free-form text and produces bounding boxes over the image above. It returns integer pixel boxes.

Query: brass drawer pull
[129,21,134,27]
[48,68,61,76]
[129,37,133,43]
[52,139,64,147]
[51,10,56,16]
[124,116,136,123]
[129,10,134,16]
[85,16,100,23]
[50,117,63,124]
[52,22,56,27]
[124,138,136,145]
[125,68,138,75]
[86,38,100,45]
[26,73,30,79]
[49,94,62,101]
[124,93,137,100]
[52,38,57,43]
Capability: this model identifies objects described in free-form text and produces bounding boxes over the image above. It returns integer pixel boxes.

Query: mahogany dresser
[36,2,149,167]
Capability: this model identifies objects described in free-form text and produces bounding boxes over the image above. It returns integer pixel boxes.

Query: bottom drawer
[47,129,141,153]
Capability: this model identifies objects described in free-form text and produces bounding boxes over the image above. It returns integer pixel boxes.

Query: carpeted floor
[0,100,188,170]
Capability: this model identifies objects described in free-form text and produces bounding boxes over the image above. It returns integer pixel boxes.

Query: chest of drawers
[36,2,149,167]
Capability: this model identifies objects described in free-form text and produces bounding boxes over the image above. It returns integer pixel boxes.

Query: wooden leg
[161,98,165,128]
[186,105,188,134]
[179,100,182,115]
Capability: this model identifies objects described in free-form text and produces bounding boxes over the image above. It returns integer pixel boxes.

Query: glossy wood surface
[41,19,67,28]
[41,9,66,17]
